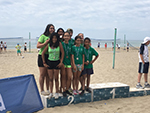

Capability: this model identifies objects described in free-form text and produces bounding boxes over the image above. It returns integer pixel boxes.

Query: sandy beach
[1,47,150,113]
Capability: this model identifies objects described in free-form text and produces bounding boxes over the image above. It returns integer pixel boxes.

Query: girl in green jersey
[42,32,64,99]
[37,24,55,95]
[61,32,73,96]
[71,36,85,95]
[81,37,99,95]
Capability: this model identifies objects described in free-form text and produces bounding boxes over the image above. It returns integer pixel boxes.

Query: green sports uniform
[38,34,49,55]
[48,44,60,61]
[84,46,98,69]
[69,38,75,46]
[62,42,72,68]
[72,45,84,65]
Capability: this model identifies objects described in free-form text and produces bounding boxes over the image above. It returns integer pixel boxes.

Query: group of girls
[37,24,99,99]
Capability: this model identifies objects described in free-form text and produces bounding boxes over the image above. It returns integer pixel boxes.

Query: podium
[41,82,150,108]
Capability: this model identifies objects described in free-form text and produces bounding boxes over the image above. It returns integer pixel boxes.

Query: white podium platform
[40,82,150,108]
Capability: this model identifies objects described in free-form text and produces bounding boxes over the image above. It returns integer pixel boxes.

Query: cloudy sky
[0,0,150,40]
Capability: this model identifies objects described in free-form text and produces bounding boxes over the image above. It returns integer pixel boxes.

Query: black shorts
[81,68,94,76]
[47,60,60,70]
[127,47,129,49]
[24,47,27,51]
[38,54,48,67]
[138,62,149,74]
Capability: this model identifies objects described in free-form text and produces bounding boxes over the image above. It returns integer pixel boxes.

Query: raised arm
[37,38,50,48]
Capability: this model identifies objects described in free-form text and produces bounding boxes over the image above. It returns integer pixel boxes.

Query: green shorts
[64,65,71,68]
[73,64,82,72]
[17,50,21,53]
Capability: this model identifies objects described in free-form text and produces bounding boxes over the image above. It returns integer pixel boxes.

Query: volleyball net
[126,40,139,50]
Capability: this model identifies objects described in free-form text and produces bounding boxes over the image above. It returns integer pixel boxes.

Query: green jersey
[62,42,72,65]
[72,45,84,64]
[48,44,60,61]
[38,34,49,55]
[69,38,75,46]
[84,46,98,69]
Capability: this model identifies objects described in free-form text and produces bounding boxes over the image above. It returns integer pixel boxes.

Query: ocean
[0,37,143,50]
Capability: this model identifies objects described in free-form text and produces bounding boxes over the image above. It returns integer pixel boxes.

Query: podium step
[129,88,150,97]
[89,82,129,101]
[41,92,91,108]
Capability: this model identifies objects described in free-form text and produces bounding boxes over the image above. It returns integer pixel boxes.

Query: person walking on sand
[24,42,27,53]
[4,42,7,52]
[0,41,4,52]
[15,43,22,56]
[136,37,150,89]
[98,42,100,48]
[127,43,129,52]
[105,43,107,49]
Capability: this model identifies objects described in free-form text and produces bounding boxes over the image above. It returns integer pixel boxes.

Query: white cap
[142,37,150,44]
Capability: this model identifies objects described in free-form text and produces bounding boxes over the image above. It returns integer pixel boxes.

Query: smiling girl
[42,32,64,99]
[37,24,55,95]
[71,36,84,95]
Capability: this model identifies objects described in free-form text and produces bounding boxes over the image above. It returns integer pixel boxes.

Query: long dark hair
[49,32,60,48]
[57,28,65,34]
[43,24,54,36]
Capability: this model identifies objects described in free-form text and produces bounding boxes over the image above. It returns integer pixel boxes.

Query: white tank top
[0,44,3,48]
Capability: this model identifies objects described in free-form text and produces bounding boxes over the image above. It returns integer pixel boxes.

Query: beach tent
[0,74,43,113]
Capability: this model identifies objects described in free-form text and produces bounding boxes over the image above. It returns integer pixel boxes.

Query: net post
[29,32,31,53]
[112,28,117,69]
[124,34,126,50]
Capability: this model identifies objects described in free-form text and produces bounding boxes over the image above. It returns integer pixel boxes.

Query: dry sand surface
[1,48,150,113]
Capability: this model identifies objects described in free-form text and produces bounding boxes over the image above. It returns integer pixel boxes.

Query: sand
[1,47,150,113]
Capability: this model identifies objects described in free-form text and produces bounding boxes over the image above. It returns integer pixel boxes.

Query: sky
[0,0,150,40]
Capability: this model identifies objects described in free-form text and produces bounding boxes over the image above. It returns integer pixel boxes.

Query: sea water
[0,37,143,50]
